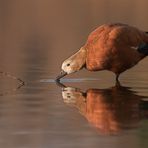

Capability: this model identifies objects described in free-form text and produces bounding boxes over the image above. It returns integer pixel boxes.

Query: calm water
[0,0,148,148]
[0,46,148,148]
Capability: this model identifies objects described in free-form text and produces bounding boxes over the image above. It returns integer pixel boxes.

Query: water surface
[0,0,148,148]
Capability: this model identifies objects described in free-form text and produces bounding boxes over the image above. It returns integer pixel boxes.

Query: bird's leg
[115,79,121,87]
[115,74,120,82]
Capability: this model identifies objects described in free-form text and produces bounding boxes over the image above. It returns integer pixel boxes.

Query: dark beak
[55,71,67,82]
[55,81,66,89]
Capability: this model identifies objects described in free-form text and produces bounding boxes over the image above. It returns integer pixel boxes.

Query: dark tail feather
[145,32,148,34]
[137,43,148,56]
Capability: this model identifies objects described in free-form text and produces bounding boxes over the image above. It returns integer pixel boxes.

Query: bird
[56,23,148,81]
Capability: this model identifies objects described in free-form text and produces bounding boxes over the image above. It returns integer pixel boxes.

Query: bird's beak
[55,70,67,81]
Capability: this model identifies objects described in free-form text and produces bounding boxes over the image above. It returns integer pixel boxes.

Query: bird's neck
[78,47,87,69]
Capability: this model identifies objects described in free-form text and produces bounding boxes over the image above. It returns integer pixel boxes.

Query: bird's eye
[67,64,70,66]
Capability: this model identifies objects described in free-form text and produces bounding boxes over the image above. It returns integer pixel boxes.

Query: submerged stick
[0,71,25,85]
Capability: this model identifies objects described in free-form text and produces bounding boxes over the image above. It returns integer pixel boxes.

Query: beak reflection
[55,71,67,82]
[56,82,148,135]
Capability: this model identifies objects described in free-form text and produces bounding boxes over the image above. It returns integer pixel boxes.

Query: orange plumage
[56,23,148,81]
[85,23,148,78]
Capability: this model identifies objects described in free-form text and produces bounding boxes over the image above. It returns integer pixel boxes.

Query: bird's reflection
[57,81,148,135]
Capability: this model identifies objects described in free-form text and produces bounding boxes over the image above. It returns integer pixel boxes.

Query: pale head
[56,47,86,81]
[61,47,86,74]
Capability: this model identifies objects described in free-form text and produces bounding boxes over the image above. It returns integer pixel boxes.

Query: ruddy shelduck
[56,23,148,81]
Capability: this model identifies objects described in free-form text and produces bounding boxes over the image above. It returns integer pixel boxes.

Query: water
[0,63,148,148]
[0,0,148,148]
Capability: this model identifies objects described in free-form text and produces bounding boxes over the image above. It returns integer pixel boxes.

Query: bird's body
[56,23,148,81]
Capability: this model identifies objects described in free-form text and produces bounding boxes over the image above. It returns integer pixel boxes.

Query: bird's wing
[116,25,148,46]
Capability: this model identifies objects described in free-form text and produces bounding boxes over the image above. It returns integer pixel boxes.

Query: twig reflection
[0,72,25,96]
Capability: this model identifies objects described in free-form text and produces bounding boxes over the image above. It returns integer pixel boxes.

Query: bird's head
[56,47,86,81]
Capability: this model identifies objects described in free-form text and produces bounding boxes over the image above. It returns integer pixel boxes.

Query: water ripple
[40,78,100,83]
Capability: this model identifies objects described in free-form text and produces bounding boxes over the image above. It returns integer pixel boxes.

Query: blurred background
[0,0,148,81]
[0,0,148,148]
